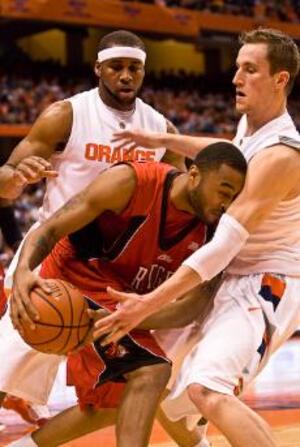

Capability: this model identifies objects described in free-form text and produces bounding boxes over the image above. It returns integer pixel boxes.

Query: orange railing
[1,0,300,39]
[0,125,31,138]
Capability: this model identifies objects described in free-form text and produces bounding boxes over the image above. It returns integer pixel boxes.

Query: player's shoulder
[255,143,300,160]
[40,100,72,121]
[29,100,73,142]
[250,143,300,176]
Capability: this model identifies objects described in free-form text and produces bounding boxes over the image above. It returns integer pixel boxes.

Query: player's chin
[206,211,222,225]
[235,101,247,113]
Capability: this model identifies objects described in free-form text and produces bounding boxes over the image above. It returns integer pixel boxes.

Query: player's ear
[188,164,202,187]
[94,61,101,78]
[275,70,289,91]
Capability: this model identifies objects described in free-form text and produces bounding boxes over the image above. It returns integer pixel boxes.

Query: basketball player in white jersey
[0,30,209,447]
[94,28,300,447]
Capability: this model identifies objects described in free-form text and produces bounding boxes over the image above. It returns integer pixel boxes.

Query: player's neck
[170,174,195,215]
[245,100,287,136]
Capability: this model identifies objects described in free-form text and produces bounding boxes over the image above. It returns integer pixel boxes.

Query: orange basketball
[20,279,92,355]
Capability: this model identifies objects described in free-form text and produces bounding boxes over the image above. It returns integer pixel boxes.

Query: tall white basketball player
[0,30,209,446]
[95,28,300,447]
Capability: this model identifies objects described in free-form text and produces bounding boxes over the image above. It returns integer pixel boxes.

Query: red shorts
[40,239,169,409]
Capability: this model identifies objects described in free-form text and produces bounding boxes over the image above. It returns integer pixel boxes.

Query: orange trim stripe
[262,274,286,300]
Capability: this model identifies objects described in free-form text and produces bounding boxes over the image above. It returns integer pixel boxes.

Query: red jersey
[40,161,208,409]
[47,161,207,303]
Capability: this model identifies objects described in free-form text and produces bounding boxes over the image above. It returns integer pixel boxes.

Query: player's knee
[187,383,230,416]
[129,362,171,394]
[150,362,172,390]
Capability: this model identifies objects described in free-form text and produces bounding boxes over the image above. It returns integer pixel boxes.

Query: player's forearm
[0,165,23,199]
[142,265,202,318]
[160,134,227,159]
[162,151,186,171]
[139,301,192,329]
[140,296,203,329]
[18,228,58,272]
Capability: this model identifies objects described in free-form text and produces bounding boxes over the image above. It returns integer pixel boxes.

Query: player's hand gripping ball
[20,279,92,355]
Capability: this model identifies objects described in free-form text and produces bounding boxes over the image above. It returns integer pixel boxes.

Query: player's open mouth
[119,88,134,94]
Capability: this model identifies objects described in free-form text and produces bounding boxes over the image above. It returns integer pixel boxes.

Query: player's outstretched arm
[0,101,72,198]
[112,128,228,160]
[134,275,221,330]
[90,278,219,339]
[94,266,202,344]
[11,164,137,330]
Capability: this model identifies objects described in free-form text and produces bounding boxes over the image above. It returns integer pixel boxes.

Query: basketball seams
[35,321,91,329]
[76,296,89,344]
[33,288,65,326]
[54,279,75,354]
[26,288,65,351]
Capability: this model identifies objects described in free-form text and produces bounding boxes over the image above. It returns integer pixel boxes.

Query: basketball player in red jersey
[10,143,246,447]
[0,29,187,435]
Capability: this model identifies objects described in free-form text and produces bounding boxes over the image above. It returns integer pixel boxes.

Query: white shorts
[0,223,62,404]
[0,309,61,403]
[154,277,221,388]
[162,273,300,427]
[154,323,206,388]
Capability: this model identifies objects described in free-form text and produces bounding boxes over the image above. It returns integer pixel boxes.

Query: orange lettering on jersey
[111,148,122,163]
[98,145,112,163]
[85,144,157,163]
[85,143,98,160]
[144,150,155,161]
[135,149,146,160]
[122,149,135,162]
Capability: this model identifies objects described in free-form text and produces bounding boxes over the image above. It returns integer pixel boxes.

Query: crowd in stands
[2,60,300,135]
[0,71,237,135]
[133,0,300,22]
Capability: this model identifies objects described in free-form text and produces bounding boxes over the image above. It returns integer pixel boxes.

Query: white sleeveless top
[228,111,300,276]
[39,88,167,221]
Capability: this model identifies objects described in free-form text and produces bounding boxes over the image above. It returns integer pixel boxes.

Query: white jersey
[229,111,300,276]
[39,87,167,221]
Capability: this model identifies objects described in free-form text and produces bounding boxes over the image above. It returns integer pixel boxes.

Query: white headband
[97,46,146,64]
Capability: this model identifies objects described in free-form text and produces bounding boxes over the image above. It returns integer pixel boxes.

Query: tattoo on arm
[27,190,90,270]
[28,233,56,270]
[51,191,86,221]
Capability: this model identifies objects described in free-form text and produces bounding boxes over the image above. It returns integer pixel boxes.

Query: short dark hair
[193,142,247,176]
[98,30,146,52]
[239,28,300,95]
